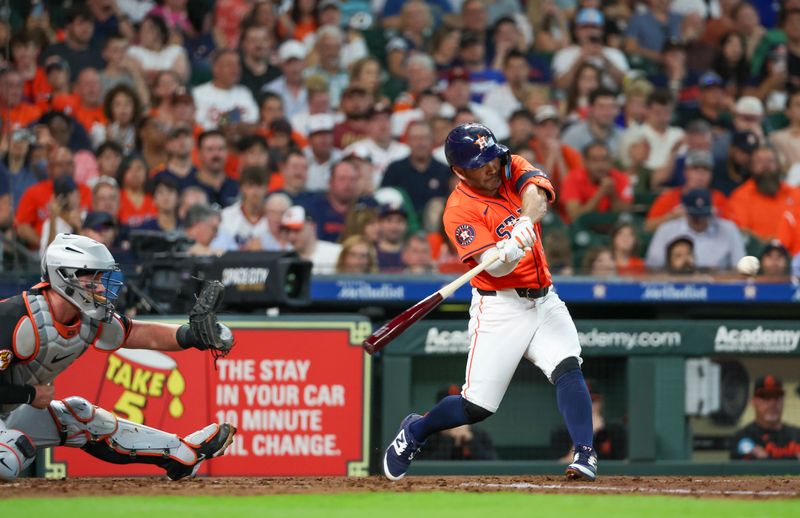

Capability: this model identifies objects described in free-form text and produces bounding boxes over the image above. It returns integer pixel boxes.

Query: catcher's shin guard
[49,396,236,479]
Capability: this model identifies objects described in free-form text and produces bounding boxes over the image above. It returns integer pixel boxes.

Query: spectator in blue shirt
[624,0,683,68]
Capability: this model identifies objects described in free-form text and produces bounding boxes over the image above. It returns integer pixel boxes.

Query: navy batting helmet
[444,123,509,170]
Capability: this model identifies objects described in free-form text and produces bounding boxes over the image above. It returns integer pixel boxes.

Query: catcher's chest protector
[0,291,101,414]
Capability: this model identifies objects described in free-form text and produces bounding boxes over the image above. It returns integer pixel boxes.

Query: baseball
[736,256,760,276]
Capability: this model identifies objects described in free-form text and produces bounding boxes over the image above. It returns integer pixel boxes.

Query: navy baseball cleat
[383,413,425,481]
[565,445,598,481]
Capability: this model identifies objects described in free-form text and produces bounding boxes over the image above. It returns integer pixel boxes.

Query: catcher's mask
[42,233,124,322]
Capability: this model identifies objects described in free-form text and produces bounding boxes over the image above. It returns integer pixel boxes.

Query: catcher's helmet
[444,123,509,170]
[42,233,123,322]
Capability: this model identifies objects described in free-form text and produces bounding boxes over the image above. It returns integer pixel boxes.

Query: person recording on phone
[40,176,83,256]
[552,8,629,91]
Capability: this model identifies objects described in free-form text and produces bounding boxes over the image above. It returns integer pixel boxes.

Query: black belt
[477,286,550,299]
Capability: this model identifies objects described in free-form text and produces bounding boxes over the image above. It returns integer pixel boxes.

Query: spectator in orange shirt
[10,31,50,105]
[561,141,633,224]
[529,104,584,192]
[37,58,72,112]
[0,68,43,136]
[14,146,92,249]
[777,206,800,256]
[611,222,645,275]
[116,154,157,228]
[52,68,108,134]
[729,146,800,242]
[645,150,729,232]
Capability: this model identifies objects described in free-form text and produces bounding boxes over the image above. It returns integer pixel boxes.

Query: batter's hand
[510,216,536,248]
[496,239,524,263]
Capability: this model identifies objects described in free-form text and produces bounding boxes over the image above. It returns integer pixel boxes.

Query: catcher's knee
[0,429,36,481]
[48,396,117,447]
[551,356,582,384]
[462,398,493,424]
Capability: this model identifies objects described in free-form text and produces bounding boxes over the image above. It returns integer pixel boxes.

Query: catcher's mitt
[189,280,234,358]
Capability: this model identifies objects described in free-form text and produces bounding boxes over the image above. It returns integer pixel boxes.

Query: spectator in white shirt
[344,102,410,188]
[304,113,342,192]
[304,24,349,108]
[482,50,531,121]
[263,40,308,119]
[127,14,189,83]
[219,166,280,251]
[635,89,686,188]
[193,49,259,130]
[278,205,342,274]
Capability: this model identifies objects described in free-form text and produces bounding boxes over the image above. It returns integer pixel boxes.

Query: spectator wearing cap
[185,130,240,207]
[562,88,624,159]
[116,154,157,227]
[716,129,759,195]
[39,176,83,257]
[135,176,179,233]
[41,6,105,82]
[220,167,280,252]
[152,125,197,191]
[38,57,72,112]
[0,68,43,133]
[730,375,800,460]
[304,113,343,192]
[382,120,450,221]
[729,146,800,242]
[333,86,371,149]
[645,188,745,270]
[769,91,800,181]
[481,50,532,121]
[304,25,349,109]
[665,236,696,275]
[239,24,280,98]
[635,89,686,187]
[375,203,409,272]
[442,67,509,141]
[81,211,119,251]
[759,240,791,278]
[624,0,683,68]
[731,95,766,141]
[645,150,729,232]
[529,104,583,193]
[263,40,308,119]
[184,203,234,257]
[4,128,39,208]
[126,14,190,83]
[675,72,733,131]
[193,49,259,130]
[456,30,505,104]
[561,141,632,224]
[344,103,410,187]
[278,205,342,275]
[552,8,629,91]
[305,160,366,242]
[15,146,92,250]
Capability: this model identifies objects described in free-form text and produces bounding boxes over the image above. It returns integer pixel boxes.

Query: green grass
[5,493,800,518]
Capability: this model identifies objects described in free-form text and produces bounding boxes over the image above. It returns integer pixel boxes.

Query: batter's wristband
[177,324,200,350]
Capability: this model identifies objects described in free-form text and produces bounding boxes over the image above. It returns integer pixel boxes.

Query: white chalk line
[460,482,797,497]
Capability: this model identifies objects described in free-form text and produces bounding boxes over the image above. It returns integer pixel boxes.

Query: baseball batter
[0,233,236,481]
[383,123,597,481]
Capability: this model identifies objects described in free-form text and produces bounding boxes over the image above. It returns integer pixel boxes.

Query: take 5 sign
[44,318,373,477]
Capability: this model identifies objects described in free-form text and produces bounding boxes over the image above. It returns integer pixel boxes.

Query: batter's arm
[520,184,550,225]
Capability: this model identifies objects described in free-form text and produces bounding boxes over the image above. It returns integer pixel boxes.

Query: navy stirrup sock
[409,395,470,442]
[555,369,594,449]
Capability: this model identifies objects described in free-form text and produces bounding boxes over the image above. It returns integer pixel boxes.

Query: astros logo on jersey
[454,224,476,246]
[474,134,492,151]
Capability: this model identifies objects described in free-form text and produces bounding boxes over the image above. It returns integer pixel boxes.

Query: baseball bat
[362,248,500,355]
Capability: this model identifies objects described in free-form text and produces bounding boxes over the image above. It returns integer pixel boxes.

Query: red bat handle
[362,292,443,355]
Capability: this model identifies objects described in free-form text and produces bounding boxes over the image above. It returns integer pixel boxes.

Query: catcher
[0,233,235,481]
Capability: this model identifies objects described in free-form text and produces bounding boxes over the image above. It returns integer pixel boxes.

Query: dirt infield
[5,476,800,500]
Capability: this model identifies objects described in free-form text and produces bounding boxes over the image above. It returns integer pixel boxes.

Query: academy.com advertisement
[47,320,371,478]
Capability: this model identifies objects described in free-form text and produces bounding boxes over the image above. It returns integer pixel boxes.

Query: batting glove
[509,216,537,248]
[496,239,524,263]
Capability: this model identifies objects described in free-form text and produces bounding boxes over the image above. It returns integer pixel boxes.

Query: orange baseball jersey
[443,155,556,291]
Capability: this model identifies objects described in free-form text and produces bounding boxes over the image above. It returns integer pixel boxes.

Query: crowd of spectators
[1,0,799,279]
